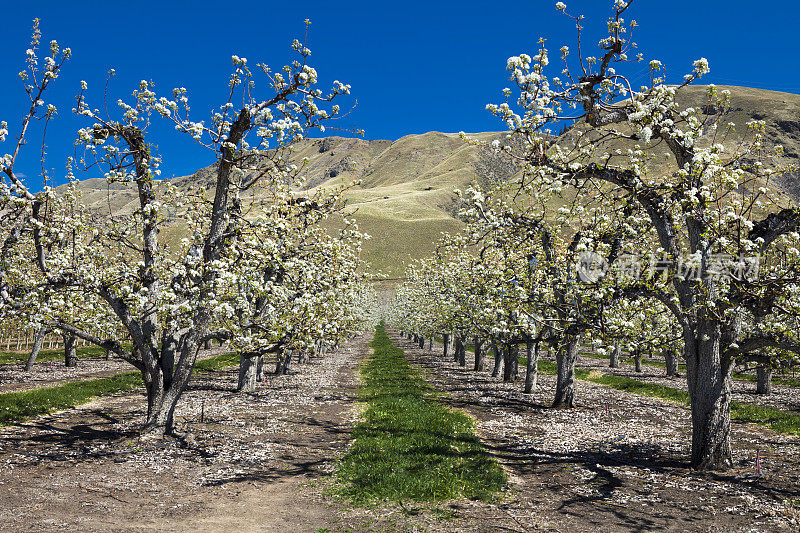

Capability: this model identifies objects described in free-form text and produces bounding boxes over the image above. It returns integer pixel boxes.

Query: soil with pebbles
[0,335,369,532]
[2,329,799,532]
[385,332,800,532]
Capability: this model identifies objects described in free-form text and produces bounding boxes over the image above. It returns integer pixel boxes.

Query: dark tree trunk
[610,342,620,368]
[428,337,433,350]
[25,327,46,371]
[419,336,425,349]
[139,345,196,437]
[275,348,292,375]
[143,382,179,434]
[204,339,212,350]
[756,365,773,395]
[256,355,265,382]
[63,332,78,368]
[553,333,581,408]
[442,333,451,359]
[238,353,260,391]
[473,337,485,372]
[634,352,643,373]
[664,348,679,377]
[685,321,733,470]
[524,340,539,393]
[503,342,518,382]
[491,340,503,378]
[455,336,466,367]
[105,348,112,360]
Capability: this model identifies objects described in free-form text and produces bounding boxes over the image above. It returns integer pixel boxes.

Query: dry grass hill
[63,85,800,278]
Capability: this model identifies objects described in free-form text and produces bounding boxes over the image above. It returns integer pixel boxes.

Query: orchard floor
[0,337,366,532]
[1,331,799,532]
[393,332,800,532]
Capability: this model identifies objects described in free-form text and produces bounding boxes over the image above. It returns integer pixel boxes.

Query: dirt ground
[1,330,799,532]
[385,332,800,532]
[0,336,367,532]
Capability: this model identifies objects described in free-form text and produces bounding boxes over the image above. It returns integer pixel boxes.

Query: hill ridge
[59,85,800,276]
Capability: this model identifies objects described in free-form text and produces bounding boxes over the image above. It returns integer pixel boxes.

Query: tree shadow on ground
[202,458,330,487]
[394,333,800,531]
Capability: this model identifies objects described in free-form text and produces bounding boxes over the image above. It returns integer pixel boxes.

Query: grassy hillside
[60,85,800,278]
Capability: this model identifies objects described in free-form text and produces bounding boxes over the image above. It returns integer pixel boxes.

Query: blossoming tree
[478,0,800,469]
[0,22,355,435]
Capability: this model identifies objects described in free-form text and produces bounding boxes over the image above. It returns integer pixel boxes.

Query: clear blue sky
[2,0,799,190]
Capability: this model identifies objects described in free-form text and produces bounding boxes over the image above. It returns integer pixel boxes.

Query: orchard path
[0,334,368,532]
[393,331,800,532]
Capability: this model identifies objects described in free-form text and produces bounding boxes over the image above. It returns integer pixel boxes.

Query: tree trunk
[502,342,518,382]
[442,333,451,359]
[685,322,733,470]
[524,340,539,393]
[553,333,581,408]
[455,336,466,367]
[139,352,191,437]
[238,354,259,391]
[756,365,773,395]
[491,340,503,378]
[63,332,78,367]
[473,337,485,372]
[256,355,265,382]
[428,337,433,351]
[418,336,425,349]
[664,348,679,377]
[275,348,292,375]
[634,353,643,373]
[610,342,620,368]
[25,327,47,371]
[142,380,182,436]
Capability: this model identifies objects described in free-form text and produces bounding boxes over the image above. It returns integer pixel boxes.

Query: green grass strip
[338,324,506,502]
[0,345,111,365]
[195,352,241,372]
[0,372,142,425]
[0,351,241,425]
[580,371,800,436]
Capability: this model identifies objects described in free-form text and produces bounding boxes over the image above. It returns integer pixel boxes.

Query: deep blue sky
[2,0,799,190]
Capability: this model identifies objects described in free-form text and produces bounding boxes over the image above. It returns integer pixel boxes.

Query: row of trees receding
[389,1,800,470]
[0,20,374,436]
